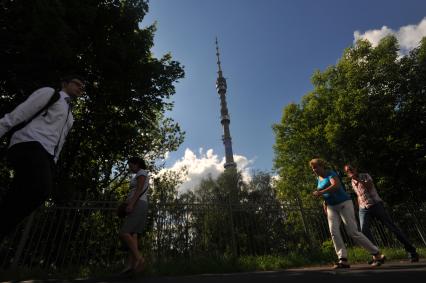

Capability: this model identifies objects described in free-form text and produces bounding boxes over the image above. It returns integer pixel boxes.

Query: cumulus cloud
[354,17,426,54]
[159,148,254,194]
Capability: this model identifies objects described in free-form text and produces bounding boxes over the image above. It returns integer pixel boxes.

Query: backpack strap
[41,91,61,116]
[333,168,346,191]
[5,90,61,140]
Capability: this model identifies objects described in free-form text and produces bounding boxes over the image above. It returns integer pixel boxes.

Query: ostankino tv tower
[215,38,236,170]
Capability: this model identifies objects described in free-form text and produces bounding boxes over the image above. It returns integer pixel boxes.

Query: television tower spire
[215,38,236,170]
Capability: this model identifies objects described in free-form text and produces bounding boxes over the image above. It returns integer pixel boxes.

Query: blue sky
[141,0,426,190]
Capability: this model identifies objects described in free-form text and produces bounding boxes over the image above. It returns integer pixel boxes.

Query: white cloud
[354,26,394,46]
[159,148,254,194]
[163,151,170,160]
[354,17,426,54]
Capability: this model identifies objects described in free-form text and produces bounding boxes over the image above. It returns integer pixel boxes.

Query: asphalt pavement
[4,260,426,283]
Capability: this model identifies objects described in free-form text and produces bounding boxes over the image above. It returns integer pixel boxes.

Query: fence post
[11,212,35,269]
[295,194,312,248]
[413,218,426,246]
[227,197,237,257]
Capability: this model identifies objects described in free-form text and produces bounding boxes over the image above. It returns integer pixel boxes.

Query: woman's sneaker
[333,261,350,269]
[370,254,386,267]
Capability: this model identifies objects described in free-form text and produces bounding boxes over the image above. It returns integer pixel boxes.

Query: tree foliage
[273,36,426,206]
[173,169,296,256]
[0,0,185,198]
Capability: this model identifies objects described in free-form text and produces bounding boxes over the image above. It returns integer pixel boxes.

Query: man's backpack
[0,90,60,157]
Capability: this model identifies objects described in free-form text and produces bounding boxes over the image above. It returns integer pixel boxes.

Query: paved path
[6,260,426,283]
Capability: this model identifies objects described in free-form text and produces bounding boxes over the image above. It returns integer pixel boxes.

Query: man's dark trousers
[359,201,416,256]
[0,141,54,238]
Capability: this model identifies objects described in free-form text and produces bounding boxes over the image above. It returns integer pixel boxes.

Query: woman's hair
[128,156,147,169]
[309,158,328,168]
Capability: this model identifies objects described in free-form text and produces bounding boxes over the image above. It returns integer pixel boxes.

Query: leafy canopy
[273,36,426,206]
[0,0,185,198]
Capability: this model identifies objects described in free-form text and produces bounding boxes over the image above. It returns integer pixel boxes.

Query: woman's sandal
[119,266,133,275]
[133,257,146,273]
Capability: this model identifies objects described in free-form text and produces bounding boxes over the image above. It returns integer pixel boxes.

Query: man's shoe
[410,253,419,263]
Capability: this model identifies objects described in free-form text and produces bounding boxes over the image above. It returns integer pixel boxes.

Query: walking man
[0,75,85,238]
[344,164,419,262]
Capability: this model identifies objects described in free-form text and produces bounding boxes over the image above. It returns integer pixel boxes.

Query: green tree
[150,167,188,205]
[273,36,426,206]
[181,170,299,256]
[0,0,185,198]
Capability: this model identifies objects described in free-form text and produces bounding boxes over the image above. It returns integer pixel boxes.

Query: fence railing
[1,197,425,271]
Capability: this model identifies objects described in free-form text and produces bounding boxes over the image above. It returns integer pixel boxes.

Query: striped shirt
[350,173,382,208]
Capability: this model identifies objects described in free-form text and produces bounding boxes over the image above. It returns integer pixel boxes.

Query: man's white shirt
[0,87,74,162]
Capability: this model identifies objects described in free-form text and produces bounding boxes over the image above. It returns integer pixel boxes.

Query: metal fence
[1,197,425,272]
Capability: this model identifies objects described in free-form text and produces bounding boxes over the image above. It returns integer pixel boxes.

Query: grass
[1,246,425,281]
[348,246,425,263]
[142,246,426,277]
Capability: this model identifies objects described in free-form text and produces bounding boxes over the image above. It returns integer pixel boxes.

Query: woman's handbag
[117,184,150,218]
[116,202,128,218]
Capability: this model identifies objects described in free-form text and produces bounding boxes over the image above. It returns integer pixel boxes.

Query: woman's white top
[127,169,149,201]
